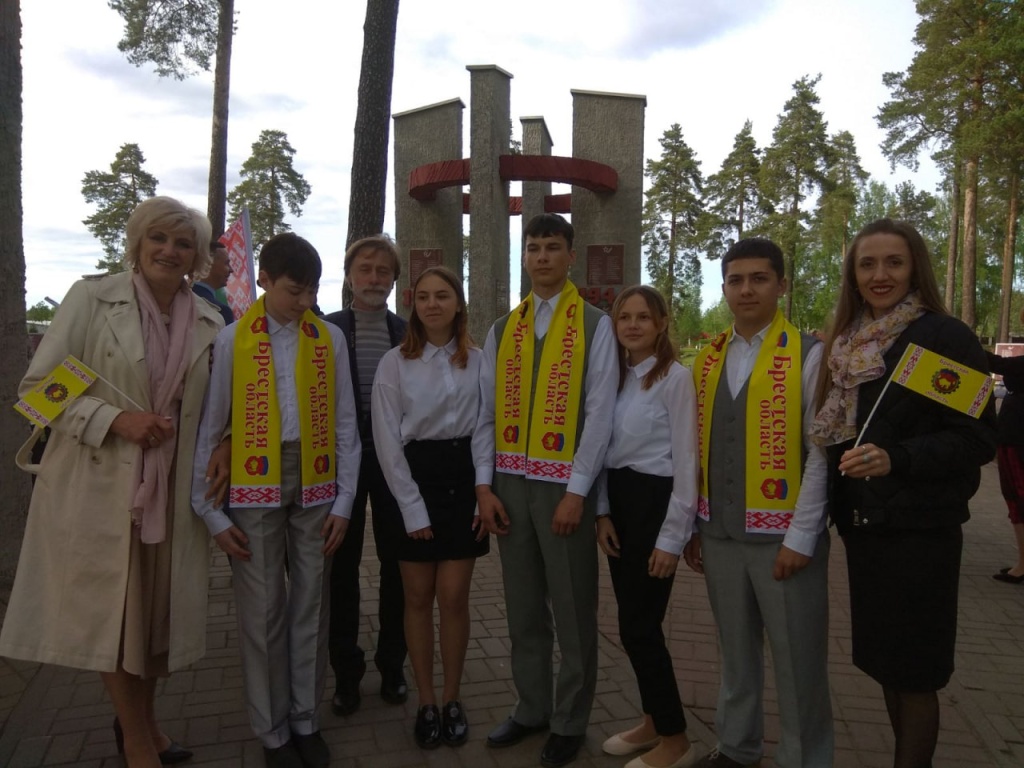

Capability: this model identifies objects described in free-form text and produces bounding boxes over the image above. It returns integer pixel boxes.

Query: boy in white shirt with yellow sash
[684,238,833,768]
[192,233,361,768]
[476,214,618,768]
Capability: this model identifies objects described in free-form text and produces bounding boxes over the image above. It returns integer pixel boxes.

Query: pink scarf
[809,291,926,446]
[130,271,196,543]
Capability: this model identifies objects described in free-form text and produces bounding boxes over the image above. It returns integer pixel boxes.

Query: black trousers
[606,467,687,736]
[328,448,407,684]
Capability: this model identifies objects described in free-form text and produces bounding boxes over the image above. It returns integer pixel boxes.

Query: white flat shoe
[601,732,661,756]
[624,743,700,768]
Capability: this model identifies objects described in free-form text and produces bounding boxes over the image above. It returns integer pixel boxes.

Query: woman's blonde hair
[124,196,213,279]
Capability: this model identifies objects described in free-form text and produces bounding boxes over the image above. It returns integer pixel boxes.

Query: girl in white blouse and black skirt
[596,286,699,768]
[371,266,489,750]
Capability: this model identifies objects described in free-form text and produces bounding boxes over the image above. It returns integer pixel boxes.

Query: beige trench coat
[0,273,223,672]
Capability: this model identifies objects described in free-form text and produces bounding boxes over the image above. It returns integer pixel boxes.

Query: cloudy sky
[21,0,937,313]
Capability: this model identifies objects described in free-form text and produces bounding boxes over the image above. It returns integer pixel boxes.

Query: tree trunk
[999,171,1021,342]
[207,0,234,238]
[343,0,400,307]
[960,154,980,329]
[0,0,32,583]
[945,173,960,312]
[785,196,798,320]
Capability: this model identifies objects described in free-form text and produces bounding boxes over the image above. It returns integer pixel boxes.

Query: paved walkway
[1,462,1023,767]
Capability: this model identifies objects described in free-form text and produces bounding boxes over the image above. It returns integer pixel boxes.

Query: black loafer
[540,733,584,767]
[441,700,468,746]
[113,717,194,765]
[414,705,442,749]
[331,683,361,716]
[263,742,304,768]
[290,731,330,768]
[486,717,549,748]
[158,741,194,765]
[380,669,408,704]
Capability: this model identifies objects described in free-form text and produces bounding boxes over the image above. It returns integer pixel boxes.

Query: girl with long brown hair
[596,285,699,768]
[371,266,488,750]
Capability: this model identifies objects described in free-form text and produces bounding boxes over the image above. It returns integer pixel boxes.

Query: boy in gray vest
[476,213,618,767]
[684,238,832,768]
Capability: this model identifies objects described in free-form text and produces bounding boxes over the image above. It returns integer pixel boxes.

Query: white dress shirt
[474,290,619,497]
[722,324,827,557]
[596,359,699,555]
[191,315,362,535]
[372,341,483,533]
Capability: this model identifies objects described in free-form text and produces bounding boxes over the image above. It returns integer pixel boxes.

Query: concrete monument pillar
[518,116,553,300]
[570,89,646,310]
[392,98,465,317]
[467,65,512,344]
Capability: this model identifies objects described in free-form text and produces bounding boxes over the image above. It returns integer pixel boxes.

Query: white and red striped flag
[219,209,258,320]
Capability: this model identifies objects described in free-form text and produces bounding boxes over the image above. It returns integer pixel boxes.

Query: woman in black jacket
[988,331,1024,584]
[810,219,996,768]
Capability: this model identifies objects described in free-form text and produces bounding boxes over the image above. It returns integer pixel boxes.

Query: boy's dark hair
[721,237,785,280]
[258,233,322,286]
[523,213,574,250]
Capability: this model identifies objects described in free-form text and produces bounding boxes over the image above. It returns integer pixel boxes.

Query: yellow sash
[230,297,337,508]
[495,282,586,483]
[693,310,803,533]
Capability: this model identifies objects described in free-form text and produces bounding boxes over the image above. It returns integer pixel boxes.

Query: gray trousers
[493,473,598,736]
[229,445,332,747]
[701,532,834,767]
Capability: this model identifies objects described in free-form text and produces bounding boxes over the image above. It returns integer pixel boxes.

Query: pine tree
[81,143,159,273]
[343,0,400,307]
[0,0,31,581]
[109,0,235,236]
[761,75,831,319]
[643,124,705,340]
[876,0,1023,329]
[798,131,867,329]
[228,130,311,253]
[702,120,769,259]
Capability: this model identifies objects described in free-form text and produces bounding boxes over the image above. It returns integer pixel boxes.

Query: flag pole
[95,373,146,412]
[852,372,895,449]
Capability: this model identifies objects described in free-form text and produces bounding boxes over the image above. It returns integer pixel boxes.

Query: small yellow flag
[14,355,98,427]
[892,343,992,418]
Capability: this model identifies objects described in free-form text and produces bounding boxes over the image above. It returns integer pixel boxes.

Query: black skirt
[842,524,962,692]
[392,437,489,563]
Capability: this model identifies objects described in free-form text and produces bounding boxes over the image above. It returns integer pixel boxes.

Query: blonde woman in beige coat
[0,197,223,768]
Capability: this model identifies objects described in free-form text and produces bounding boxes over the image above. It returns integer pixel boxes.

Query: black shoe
[441,700,468,746]
[290,731,329,768]
[380,669,408,704]
[331,682,361,716]
[414,705,442,749]
[540,733,584,768]
[113,717,194,765]
[263,741,304,768]
[158,741,194,765]
[486,717,549,748]
[993,570,1024,583]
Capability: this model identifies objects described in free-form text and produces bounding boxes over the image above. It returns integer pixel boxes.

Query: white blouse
[597,357,699,555]
[371,340,483,533]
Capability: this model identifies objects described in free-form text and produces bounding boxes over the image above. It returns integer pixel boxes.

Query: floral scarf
[809,291,926,446]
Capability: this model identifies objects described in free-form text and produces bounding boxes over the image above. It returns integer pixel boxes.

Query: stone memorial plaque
[408,249,443,285]
[586,244,625,286]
